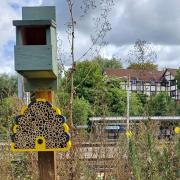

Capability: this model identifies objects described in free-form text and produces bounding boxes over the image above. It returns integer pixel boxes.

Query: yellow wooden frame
[11,99,71,152]
[11,140,72,152]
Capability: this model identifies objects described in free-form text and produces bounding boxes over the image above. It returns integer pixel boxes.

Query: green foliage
[129,121,180,179]
[128,62,158,71]
[0,96,23,135]
[176,68,180,90]
[105,76,122,89]
[74,60,103,101]
[160,148,175,179]
[93,56,122,70]
[0,74,17,100]
[72,97,91,126]
[0,97,15,134]
[130,93,144,116]
[148,92,175,116]
[56,91,70,115]
[129,138,141,180]
[136,93,148,105]
[175,103,180,115]
[146,132,159,179]
[107,87,126,115]
[106,87,144,116]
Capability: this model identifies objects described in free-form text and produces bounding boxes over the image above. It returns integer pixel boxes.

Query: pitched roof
[166,68,178,77]
[104,68,164,82]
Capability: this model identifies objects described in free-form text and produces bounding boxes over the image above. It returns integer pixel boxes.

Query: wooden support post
[34,91,57,180]
[38,151,56,180]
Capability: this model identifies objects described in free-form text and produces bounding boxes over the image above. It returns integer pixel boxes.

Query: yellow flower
[175,127,180,134]
[126,130,133,138]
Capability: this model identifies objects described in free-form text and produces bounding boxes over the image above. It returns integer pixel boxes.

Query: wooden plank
[35,91,56,180]
[22,6,56,21]
[24,78,57,92]
[15,45,53,71]
[38,151,56,180]
[35,91,54,101]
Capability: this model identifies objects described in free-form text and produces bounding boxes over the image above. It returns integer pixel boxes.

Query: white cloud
[0,0,42,74]
[156,45,180,69]
[53,0,180,68]
[0,0,180,75]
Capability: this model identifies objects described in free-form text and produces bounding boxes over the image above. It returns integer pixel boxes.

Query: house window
[161,77,168,87]
[137,84,142,91]
[170,80,176,86]
[150,79,156,85]
[137,80,143,84]
[131,77,137,84]
[131,79,137,84]
[21,27,47,45]
[170,90,176,97]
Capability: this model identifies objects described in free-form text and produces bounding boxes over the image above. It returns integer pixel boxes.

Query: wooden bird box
[13,6,58,91]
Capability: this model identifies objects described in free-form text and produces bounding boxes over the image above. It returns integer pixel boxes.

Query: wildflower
[126,130,133,138]
[175,127,180,134]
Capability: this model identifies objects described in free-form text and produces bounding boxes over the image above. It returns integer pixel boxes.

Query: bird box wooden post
[12,6,71,180]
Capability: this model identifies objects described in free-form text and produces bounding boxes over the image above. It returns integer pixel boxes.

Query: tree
[130,93,144,116]
[106,87,126,115]
[175,102,180,115]
[176,68,180,90]
[72,97,91,126]
[128,40,157,70]
[0,74,18,100]
[0,96,23,135]
[73,57,122,100]
[73,60,104,102]
[106,87,144,116]
[148,92,175,116]
[128,62,157,71]
[136,93,148,105]
[94,56,122,70]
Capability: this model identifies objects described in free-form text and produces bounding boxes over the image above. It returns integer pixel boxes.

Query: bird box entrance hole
[21,27,47,45]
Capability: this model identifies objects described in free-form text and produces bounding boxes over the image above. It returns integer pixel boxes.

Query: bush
[72,97,91,126]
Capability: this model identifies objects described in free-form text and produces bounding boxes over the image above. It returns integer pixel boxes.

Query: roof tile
[104,68,164,82]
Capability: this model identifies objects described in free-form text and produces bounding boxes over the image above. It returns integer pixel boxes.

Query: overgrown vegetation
[0,121,180,179]
[0,57,180,179]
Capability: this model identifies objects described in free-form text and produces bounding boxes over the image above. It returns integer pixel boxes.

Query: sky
[0,0,180,74]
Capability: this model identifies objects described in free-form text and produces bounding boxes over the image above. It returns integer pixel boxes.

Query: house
[161,68,180,100]
[104,68,180,100]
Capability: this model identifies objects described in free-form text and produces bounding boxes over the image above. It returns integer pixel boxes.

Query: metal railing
[89,116,180,122]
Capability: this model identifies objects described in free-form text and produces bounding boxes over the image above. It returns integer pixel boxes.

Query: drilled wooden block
[11,99,71,152]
